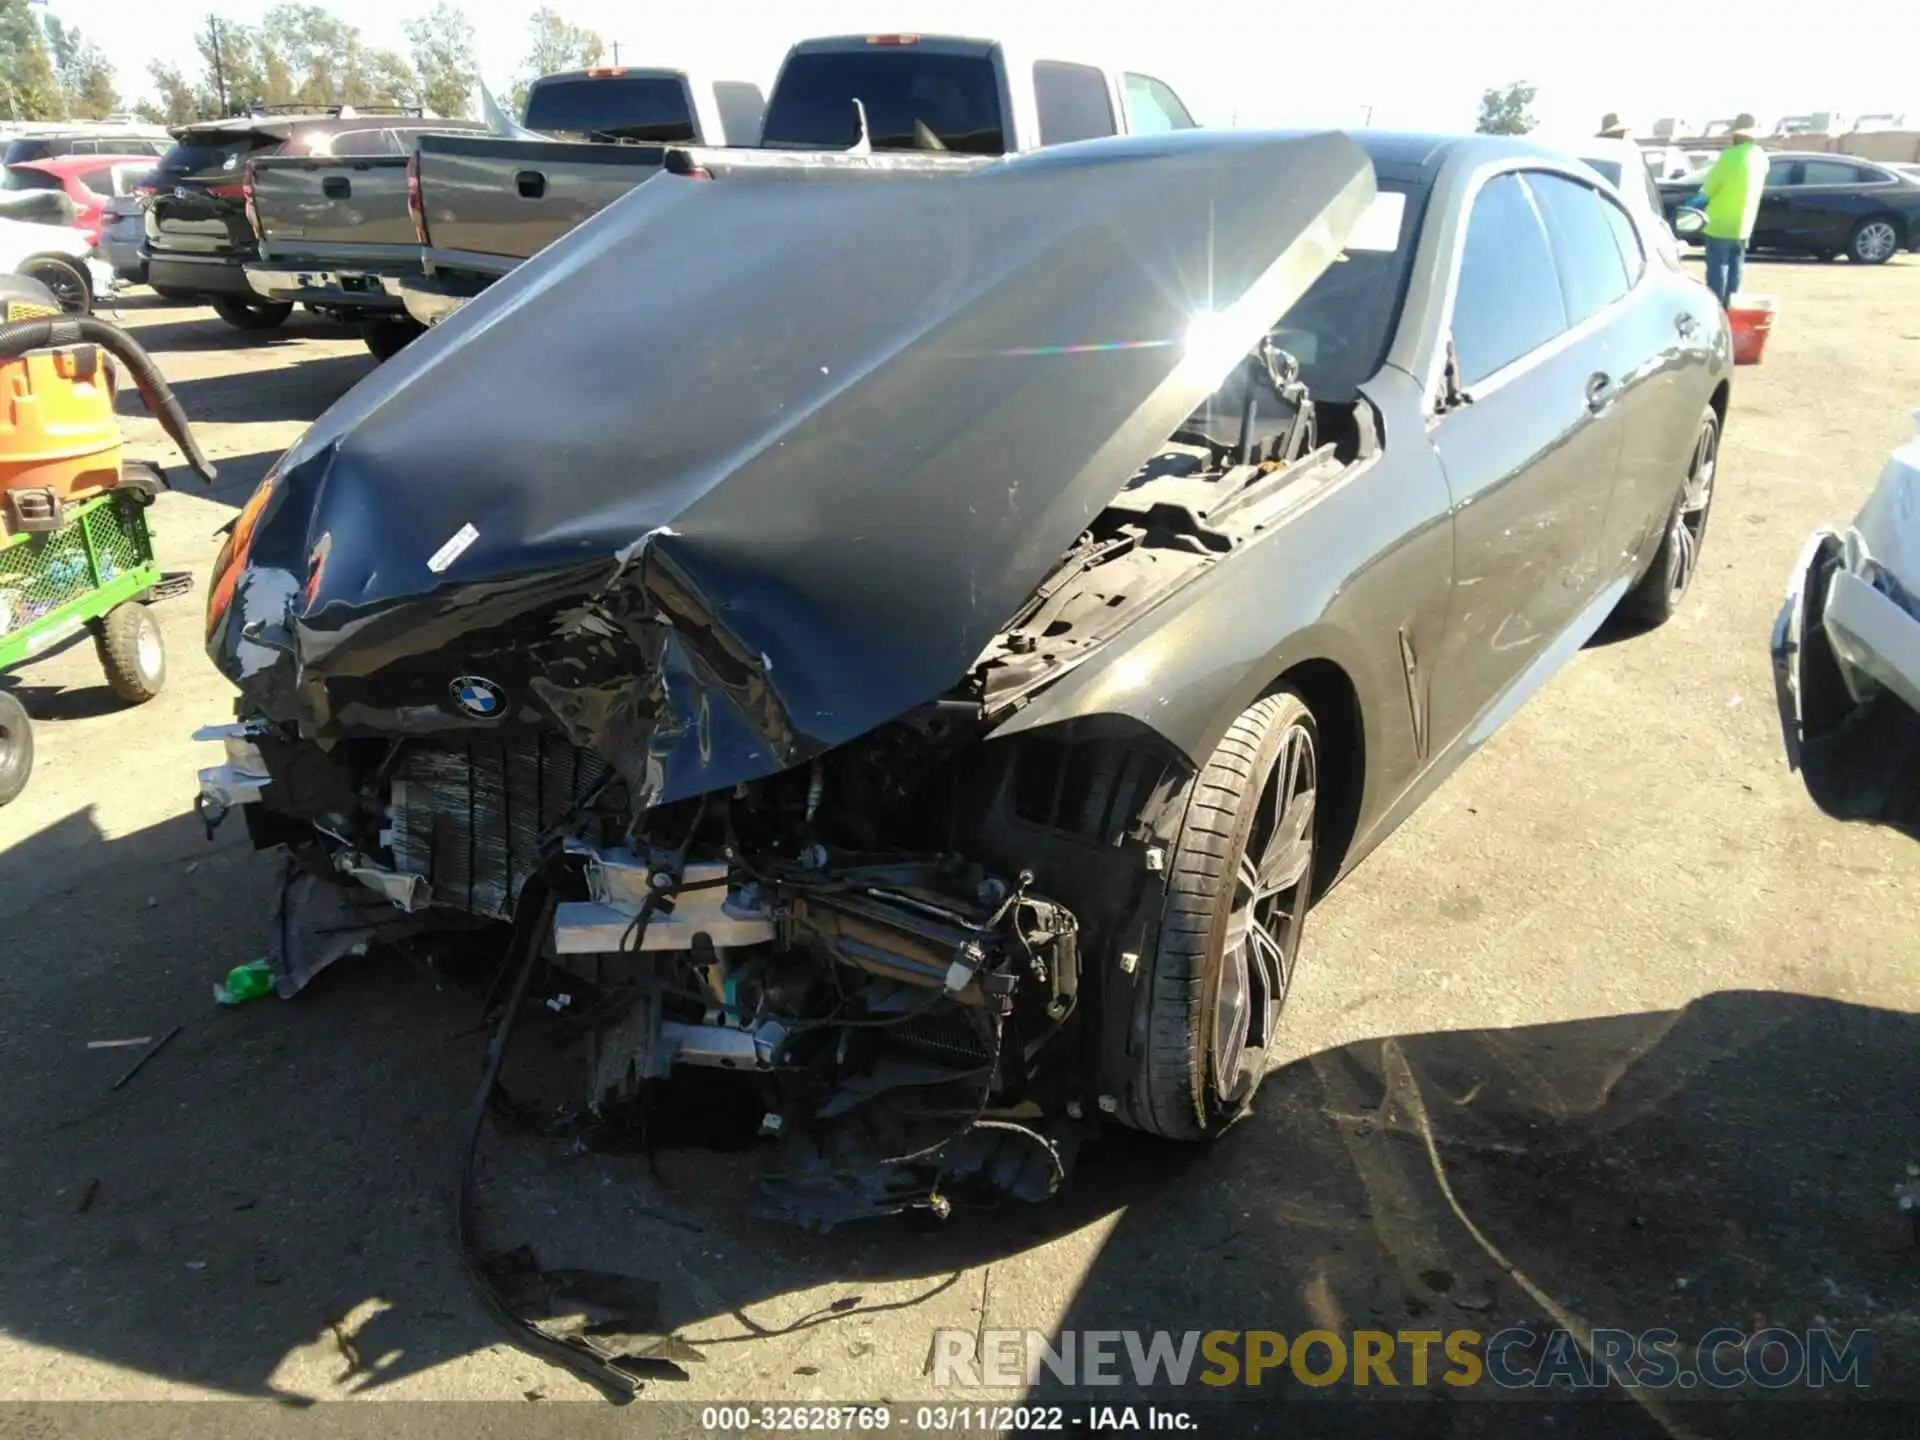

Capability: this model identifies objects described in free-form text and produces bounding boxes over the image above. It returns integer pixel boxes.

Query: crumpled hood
[209,129,1374,806]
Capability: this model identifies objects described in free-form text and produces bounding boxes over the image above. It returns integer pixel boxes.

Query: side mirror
[1673,208,1707,238]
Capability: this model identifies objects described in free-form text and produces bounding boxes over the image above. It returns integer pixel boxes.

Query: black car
[141,108,484,329]
[195,130,1729,1252]
[1660,150,1920,263]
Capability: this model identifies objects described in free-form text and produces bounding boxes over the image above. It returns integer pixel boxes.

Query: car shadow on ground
[121,355,374,429]
[98,293,363,358]
[0,801,1913,1432]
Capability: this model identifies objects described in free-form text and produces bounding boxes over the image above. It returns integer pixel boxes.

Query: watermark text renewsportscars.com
[932,1327,1874,1391]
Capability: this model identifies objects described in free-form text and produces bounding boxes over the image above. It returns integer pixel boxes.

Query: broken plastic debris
[214,958,276,1006]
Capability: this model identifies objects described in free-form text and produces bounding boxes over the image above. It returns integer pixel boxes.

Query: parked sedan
[193,131,1729,1233]
[1659,151,1920,263]
[2,155,154,245]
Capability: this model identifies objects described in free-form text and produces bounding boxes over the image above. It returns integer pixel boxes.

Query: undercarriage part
[390,736,611,920]
[266,863,436,997]
[553,851,773,954]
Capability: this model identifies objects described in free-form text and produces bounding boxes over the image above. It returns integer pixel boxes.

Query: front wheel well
[1708,380,1729,428]
[1267,658,1364,898]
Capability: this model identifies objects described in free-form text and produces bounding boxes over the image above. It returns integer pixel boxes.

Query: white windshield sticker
[427,522,479,573]
[1344,190,1407,253]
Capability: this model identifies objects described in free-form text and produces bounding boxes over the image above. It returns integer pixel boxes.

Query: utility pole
[207,14,229,114]
[611,42,620,64]
[1362,104,1374,127]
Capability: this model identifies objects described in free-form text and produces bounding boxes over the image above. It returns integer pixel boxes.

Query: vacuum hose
[0,315,217,484]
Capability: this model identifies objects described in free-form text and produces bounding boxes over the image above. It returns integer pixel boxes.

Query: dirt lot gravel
[1,258,1917,1435]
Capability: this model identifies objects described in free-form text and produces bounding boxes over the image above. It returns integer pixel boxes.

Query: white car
[1558,135,1687,270]
[0,215,114,313]
[1773,411,1920,830]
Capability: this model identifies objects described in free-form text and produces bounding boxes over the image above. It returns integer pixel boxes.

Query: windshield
[156,131,281,178]
[761,49,1005,154]
[1267,179,1429,402]
[523,74,696,143]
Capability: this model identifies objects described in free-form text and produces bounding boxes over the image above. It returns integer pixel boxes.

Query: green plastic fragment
[214,958,275,1006]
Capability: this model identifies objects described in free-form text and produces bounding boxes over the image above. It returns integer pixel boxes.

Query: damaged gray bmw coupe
[193,129,1731,1219]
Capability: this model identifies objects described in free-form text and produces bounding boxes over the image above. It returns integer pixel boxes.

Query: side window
[78,166,116,197]
[1598,190,1646,283]
[1524,172,1631,323]
[1450,173,1569,388]
[1801,159,1862,186]
[1763,161,1800,189]
[72,139,97,155]
[1123,73,1197,134]
[1033,61,1116,146]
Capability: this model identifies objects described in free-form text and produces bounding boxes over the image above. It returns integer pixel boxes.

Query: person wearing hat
[1597,113,1631,139]
[1697,114,1770,306]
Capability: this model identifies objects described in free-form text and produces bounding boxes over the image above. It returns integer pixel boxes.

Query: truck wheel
[95,602,166,704]
[211,297,294,330]
[359,317,425,361]
[0,690,32,807]
[1130,688,1319,1141]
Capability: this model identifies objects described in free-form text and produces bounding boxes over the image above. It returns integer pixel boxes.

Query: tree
[510,7,604,114]
[0,0,63,120]
[1476,82,1538,136]
[405,2,476,118]
[143,62,203,125]
[42,14,121,119]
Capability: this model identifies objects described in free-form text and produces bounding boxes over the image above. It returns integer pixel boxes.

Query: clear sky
[45,0,1920,138]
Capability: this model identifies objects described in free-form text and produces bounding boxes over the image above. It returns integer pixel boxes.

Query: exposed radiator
[389,735,611,919]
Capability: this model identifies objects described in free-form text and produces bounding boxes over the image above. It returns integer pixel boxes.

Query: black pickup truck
[139,108,485,336]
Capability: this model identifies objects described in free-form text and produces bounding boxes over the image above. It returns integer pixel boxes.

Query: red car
[0,155,156,245]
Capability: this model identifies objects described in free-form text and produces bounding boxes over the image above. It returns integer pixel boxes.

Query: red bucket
[1727,294,1777,365]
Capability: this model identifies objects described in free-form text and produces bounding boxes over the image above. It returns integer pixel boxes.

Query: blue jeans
[1704,237,1745,306]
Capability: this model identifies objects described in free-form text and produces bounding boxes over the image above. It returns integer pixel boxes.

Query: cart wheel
[96,602,166,704]
[0,690,31,807]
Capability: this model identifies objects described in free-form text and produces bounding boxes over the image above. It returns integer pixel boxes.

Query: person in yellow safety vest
[1699,114,1770,307]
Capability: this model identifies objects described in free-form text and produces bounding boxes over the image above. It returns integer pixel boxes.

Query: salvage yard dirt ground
[2,257,1917,1431]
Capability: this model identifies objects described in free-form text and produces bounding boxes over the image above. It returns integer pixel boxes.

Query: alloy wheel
[25,262,86,313]
[1669,417,1718,598]
[1854,221,1899,263]
[1213,719,1316,1100]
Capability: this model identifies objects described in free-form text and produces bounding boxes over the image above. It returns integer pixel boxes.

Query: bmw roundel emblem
[450,676,506,719]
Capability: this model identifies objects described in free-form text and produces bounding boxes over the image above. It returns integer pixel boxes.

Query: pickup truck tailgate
[414,133,665,266]
[250,156,417,265]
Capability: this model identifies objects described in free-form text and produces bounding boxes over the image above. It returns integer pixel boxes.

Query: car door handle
[322,176,350,199]
[1585,373,1616,413]
[515,170,546,199]
[1675,311,1699,338]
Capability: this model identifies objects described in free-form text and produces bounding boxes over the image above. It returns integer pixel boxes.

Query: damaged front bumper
[1771,415,1920,829]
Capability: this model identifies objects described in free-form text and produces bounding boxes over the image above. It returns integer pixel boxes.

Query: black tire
[211,296,294,330]
[359,316,425,361]
[1131,688,1319,1140]
[114,263,149,285]
[19,255,90,314]
[1620,407,1718,627]
[0,690,31,807]
[94,602,166,704]
[1846,216,1902,265]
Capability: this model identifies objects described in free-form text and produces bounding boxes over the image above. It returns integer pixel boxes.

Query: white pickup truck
[391,35,1200,327]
